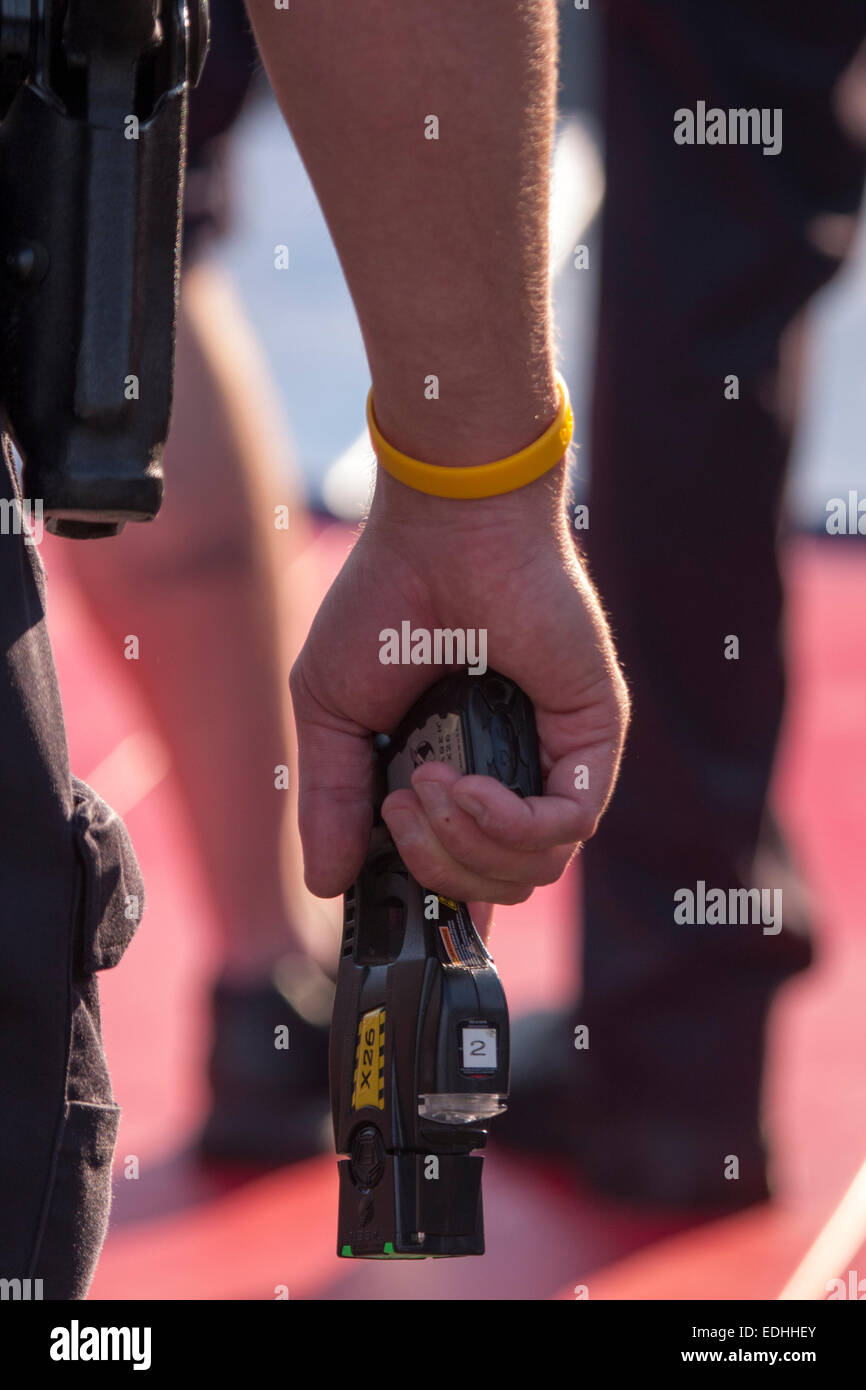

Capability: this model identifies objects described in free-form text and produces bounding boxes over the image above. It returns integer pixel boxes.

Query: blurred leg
[577,0,865,1205]
[65,257,323,977]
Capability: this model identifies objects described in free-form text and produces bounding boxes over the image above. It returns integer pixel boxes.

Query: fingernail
[452,792,486,825]
[414,779,451,814]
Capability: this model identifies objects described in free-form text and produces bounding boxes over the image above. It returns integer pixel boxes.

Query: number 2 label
[461,1026,497,1070]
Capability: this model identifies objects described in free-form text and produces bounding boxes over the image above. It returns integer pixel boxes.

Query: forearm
[245,0,560,467]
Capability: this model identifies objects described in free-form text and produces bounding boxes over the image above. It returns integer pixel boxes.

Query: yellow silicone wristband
[367,373,573,499]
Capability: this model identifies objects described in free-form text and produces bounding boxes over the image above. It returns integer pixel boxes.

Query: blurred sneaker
[199,954,333,1165]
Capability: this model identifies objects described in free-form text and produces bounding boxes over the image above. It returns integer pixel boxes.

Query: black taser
[331,669,541,1258]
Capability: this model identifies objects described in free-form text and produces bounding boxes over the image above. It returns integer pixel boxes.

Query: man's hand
[246,0,627,902]
[291,465,629,901]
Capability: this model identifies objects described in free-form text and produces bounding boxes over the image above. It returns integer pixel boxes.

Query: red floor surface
[40,531,866,1301]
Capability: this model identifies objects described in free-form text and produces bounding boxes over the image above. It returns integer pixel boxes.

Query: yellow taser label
[351,1007,385,1111]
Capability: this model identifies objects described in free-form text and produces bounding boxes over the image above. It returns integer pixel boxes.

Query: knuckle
[429,872,468,899]
[403,849,451,895]
[536,856,565,887]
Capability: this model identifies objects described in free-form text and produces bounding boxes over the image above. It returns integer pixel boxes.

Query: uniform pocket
[35,1100,121,1300]
[70,777,145,972]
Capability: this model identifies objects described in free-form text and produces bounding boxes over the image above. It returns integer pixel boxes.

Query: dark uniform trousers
[580,0,866,1182]
[0,439,143,1299]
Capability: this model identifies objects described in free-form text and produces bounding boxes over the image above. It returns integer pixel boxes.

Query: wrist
[368,456,570,536]
[368,366,560,473]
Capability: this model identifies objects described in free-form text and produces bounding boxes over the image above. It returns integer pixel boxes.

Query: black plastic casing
[0,2,209,537]
[331,670,541,1258]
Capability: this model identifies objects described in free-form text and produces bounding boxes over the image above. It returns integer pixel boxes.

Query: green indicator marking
[340,1245,353,1257]
[383,1242,394,1255]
